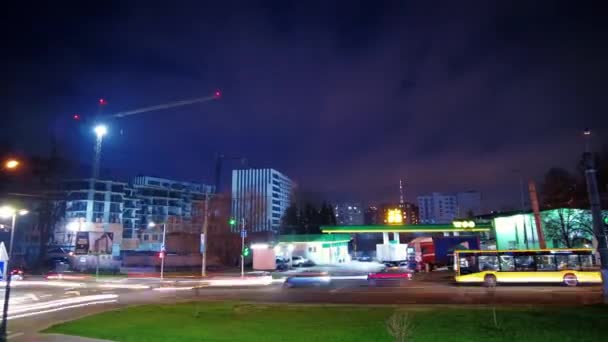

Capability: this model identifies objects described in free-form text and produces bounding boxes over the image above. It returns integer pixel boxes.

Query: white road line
[7,332,24,339]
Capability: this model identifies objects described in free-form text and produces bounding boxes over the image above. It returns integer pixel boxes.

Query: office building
[334,203,364,225]
[417,191,481,224]
[364,206,379,225]
[231,168,294,233]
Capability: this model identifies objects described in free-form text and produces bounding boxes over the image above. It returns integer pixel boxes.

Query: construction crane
[82,89,222,180]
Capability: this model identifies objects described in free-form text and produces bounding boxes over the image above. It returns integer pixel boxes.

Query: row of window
[460,254,594,273]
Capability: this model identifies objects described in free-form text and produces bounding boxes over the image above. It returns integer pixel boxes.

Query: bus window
[580,254,594,270]
[514,255,536,271]
[499,255,515,271]
[535,255,557,271]
[555,254,581,271]
[478,255,499,271]
[458,255,478,275]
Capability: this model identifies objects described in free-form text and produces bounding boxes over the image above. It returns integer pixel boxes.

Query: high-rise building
[417,191,481,223]
[364,206,379,225]
[231,168,294,233]
[334,203,363,225]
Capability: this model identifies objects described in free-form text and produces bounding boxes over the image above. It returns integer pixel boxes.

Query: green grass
[45,302,608,342]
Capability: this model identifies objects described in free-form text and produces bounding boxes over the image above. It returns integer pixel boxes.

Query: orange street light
[3,159,20,170]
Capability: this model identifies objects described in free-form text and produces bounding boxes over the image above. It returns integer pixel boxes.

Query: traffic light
[158,252,165,259]
[229,218,236,226]
[242,247,250,257]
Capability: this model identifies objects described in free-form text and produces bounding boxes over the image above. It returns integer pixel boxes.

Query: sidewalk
[16,333,114,342]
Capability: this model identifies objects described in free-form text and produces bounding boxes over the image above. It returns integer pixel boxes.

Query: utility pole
[518,173,530,249]
[240,218,245,278]
[160,223,166,281]
[583,129,608,303]
[201,192,210,278]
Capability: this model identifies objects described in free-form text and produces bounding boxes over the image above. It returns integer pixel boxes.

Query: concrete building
[334,203,363,225]
[57,176,214,254]
[417,191,482,224]
[231,168,294,233]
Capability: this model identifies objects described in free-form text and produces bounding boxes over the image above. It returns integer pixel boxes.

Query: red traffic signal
[158,252,165,259]
[73,114,81,120]
[99,98,107,105]
[214,89,222,98]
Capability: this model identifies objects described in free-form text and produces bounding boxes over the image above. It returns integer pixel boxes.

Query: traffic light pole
[241,218,245,278]
[160,223,166,281]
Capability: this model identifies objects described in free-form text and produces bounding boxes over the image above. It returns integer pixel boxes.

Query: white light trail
[8,300,118,320]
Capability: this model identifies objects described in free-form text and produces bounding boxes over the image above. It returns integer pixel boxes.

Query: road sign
[241,230,247,238]
[200,234,205,253]
[160,243,166,252]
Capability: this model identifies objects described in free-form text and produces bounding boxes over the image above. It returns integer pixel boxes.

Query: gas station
[321,220,492,268]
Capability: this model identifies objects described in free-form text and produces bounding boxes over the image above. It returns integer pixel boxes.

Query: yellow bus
[454,248,602,287]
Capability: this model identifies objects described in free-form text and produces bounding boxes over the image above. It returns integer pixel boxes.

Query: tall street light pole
[0,206,28,342]
[241,218,245,278]
[201,193,210,278]
[582,129,608,303]
[148,221,166,281]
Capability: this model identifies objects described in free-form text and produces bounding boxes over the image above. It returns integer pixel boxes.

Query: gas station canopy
[321,223,492,234]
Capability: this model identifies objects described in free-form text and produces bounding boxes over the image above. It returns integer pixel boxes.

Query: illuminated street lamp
[2,159,19,171]
[148,221,167,280]
[0,205,28,340]
[91,124,108,180]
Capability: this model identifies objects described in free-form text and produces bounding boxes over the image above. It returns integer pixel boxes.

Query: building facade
[57,176,214,253]
[417,191,481,224]
[334,203,364,225]
[231,168,294,233]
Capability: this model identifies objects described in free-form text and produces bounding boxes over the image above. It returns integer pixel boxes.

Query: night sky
[2,1,608,210]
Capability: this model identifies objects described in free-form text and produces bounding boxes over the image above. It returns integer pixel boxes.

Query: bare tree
[386,311,414,342]
[543,208,594,248]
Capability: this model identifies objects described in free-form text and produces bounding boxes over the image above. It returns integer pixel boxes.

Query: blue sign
[0,261,4,280]
[241,230,247,238]
[200,234,205,253]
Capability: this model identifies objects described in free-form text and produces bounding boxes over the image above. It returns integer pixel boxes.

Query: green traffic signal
[229,218,236,226]
[242,247,250,257]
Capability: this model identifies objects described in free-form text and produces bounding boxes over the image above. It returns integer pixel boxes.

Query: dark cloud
[2,0,608,210]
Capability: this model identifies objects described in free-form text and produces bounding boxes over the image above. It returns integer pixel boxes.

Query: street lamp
[2,159,19,171]
[0,205,28,341]
[148,221,166,280]
[91,124,108,180]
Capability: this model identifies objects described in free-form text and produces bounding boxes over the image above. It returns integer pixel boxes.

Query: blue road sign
[241,230,247,238]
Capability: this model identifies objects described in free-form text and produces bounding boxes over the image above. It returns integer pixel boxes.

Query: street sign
[241,230,247,238]
[200,234,205,253]
[160,243,166,252]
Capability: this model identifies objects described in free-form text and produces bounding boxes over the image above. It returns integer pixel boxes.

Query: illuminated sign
[385,209,403,225]
[452,220,476,228]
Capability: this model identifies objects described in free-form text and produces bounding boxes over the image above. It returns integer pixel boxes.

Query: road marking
[7,332,24,339]
[64,290,81,296]
[39,294,53,298]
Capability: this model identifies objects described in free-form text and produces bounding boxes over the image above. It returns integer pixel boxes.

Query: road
[1,276,604,341]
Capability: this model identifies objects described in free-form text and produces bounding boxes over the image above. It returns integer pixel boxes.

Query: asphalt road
[2,276,604,341]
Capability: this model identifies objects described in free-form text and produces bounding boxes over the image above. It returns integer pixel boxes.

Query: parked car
[291,256,308,267]
[284,271,331,288]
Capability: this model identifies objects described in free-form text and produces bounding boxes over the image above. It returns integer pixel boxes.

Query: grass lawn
[45,302,608,342]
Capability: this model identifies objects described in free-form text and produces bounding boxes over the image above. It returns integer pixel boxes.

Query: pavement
[0,271,604,341]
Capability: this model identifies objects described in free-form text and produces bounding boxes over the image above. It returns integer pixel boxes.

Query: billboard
[75,231,115,255]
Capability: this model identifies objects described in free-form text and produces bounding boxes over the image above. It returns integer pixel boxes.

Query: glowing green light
[242,247,250,257]
[229,218,236,226]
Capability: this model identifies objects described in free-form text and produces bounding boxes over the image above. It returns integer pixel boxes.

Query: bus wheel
[483,274,497,287]
[563,274,578,287]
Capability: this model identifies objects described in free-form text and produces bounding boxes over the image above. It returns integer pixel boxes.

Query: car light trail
[8,300,118,320]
